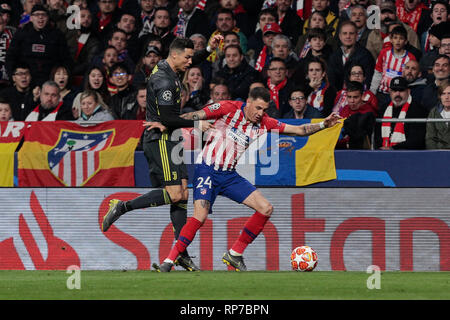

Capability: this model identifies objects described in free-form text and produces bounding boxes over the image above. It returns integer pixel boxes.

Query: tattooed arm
[282,112,342,136]
[180,110,208,121]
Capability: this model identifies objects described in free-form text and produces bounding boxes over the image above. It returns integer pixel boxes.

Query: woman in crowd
[50,65,80,111]
[76,90,114,122]
[304,57,336,117]
[182,66,210,112]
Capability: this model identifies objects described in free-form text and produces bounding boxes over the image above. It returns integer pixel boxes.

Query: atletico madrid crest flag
[18,121,144,187]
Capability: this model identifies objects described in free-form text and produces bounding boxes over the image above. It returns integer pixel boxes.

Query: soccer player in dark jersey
[101,37,213,271]
[152,87,342,272]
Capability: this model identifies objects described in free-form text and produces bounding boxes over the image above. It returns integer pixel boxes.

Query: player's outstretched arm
[282,112,342,137]
[180,110,208,120]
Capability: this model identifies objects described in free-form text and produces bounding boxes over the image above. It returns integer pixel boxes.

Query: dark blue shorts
[193,163,256,213]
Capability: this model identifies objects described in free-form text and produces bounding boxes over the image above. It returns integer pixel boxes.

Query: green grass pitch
[0,270,449,300]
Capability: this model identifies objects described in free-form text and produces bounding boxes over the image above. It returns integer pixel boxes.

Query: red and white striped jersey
[200,100,286,171]
[375,48,416,93]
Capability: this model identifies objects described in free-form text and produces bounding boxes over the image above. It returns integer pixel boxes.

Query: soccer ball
[290,246,318,271]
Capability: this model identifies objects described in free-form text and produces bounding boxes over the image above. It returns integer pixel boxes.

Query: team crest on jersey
[208,103,220,111]
[162,90,172,101]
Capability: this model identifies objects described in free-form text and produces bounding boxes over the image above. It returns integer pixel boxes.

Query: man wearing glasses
[108,62,137,119]
[283,87,322,119]
[265,57,294,117]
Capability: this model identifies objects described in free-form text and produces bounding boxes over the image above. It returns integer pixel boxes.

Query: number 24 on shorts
[196,176,212,189]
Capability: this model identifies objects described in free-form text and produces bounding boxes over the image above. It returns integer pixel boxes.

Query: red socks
[231,212,269,255]
[167,217,203,262]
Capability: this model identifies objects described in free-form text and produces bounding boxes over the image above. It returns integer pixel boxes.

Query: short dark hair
[390,25,407,39]
[308,28,326,41]
[249,86,270,103]
[258,8,278,21]
[169,37,194,53]
[136,83,147,91]
[289,86,307,98]
[346,81,364,94]
[269,57,286,66]
[109,28,127,40]
[217,7,234,19]
[433,54,450,65]
[110,62,130,75]
[224,44,243,55]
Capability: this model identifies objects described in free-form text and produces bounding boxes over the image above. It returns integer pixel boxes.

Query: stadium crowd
[0,0,449,149]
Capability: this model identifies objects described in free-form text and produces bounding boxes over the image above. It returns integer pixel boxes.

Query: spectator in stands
[374,76,427,150]
[0,1,17,33]
[421,55,450,112]
[337,81,376,149]
[270,34,298,78]
[189,33,214,85]
[25,80,74,121]
[139,6,175,56]
[19,0,40,28]
[116,12,140,63]
[292,28,333,87]
[50,65,80,111]
[0,14,13,90]
[214,44,260,101]
[108,28,136,73]
[0,64,37,120]
[46,0,67,32]
[134,83,147,120]
[65,7,101,84]
[108,62,136,119]
[349,5,370,48]
[247,8,277,62]
[395,0,429,34]
[207,8,247,63]
[76,90,114,122]
[420,0,448,53]
[174,0,211,39]
[92,0,123,40]
[370,25,416,107]
[218,0,252,38]
[182,65,210,111]
[6,4,72,86]
[208,82,231,104]
[333,62,378,115]
[295,11,336,58]
[403,59,427,103]
[133,45,162,86]
[72,65,111,118]
[419,22,450,77]
[265,57,294,117]
[97,46,119,80]
[327,20,374,91]
[275,0,303,45]
[138,0,156,31]
[283,86,321,119]
[366,0,420,61]
[303,0,339,36]
[440,34,450,58]
[425,81,450,149]
[0,96,12,121]
[305,56,336,117]
[254,22,281,72]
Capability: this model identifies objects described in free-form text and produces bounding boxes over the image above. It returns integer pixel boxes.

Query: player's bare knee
[167,190,183,204]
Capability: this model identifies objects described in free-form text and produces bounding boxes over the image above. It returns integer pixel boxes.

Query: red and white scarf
[25,102,64,121]
[267,77,287,110]
[307,81,328,111]
[75,33,90,61]
[381,95,412,147]
[396,0,427,32]
[255,45,269,72]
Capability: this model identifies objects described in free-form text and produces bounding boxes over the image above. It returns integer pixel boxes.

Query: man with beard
[24,80,74,121]
[374,76,427,150]
[403,59,427,103]
[139,6,175,56]
[421,55,450,112]
[366,0,420,61]
[174,0,211,39]
[65,7,101,82]
[116,12,140,63]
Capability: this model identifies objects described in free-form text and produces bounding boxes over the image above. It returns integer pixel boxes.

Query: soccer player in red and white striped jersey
[149,87,342,272]
[370,25,416,95]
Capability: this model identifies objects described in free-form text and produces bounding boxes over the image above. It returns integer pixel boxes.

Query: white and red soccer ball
[290,246,318,271]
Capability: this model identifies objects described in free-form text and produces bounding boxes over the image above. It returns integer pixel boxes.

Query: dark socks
[124,189,172,212]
